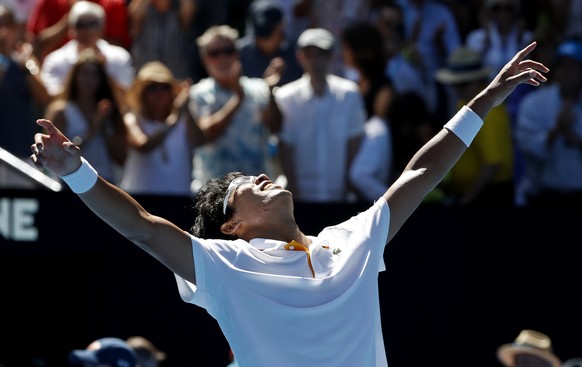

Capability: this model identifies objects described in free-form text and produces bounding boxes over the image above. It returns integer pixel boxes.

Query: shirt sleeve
[39,52,65,96]
[515,89,555,161]
[331,198,391,272]
[174,236,240,315]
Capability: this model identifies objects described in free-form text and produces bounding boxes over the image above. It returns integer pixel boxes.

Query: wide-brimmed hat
[497,330,561,367]
[126,61,180,110]
[435,47,491,84]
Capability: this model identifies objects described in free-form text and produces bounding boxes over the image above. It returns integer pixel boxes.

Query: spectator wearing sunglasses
[39,1,135,98]
[188,25,282,194]
[26,0,130,59]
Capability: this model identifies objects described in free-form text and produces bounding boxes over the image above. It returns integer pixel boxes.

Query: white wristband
[443,105,484,147]
[60,157,98,194]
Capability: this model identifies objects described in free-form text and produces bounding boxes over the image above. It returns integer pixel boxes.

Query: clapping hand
[263,57,285,88]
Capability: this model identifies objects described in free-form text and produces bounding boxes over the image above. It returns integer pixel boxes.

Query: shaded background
[1,189,580,366]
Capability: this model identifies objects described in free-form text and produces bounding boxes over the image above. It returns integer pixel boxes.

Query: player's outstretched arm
[384,41,549,242]
[30,119,197,284]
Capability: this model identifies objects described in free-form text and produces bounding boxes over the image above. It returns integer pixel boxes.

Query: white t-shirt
[175,198,391,367]
[275,74,366,203]
[120,114,193,196]
[40,39,135,96]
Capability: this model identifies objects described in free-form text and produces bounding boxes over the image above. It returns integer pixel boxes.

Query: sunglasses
[223,176,257,215]
[206,47,236,59]
[75,19,101,29]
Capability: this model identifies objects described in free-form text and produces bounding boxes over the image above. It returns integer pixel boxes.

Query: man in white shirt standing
[275,28,366,203]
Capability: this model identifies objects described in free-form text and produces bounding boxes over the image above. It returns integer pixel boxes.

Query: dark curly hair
[190,171,245,239]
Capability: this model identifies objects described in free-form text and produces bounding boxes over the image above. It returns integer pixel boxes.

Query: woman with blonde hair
[120,61,203,196]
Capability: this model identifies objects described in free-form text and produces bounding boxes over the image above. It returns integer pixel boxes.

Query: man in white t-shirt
[29,42,548,367]
[39,1,134,97]
[275,28,366,203]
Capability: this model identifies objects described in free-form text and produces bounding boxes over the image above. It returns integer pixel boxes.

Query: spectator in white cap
[273,27,367,203]
[69,337,137,367]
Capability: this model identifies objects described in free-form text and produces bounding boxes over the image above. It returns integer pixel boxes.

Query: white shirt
[120,115,193,196]
[350,116,393,202]
[175,198,391,367]
[516,85,582,193]
[275,74,366,202]
[63,102,116,182]
[40,39,135,96]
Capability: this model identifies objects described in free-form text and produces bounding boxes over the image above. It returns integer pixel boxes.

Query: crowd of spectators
[1,0,581,208]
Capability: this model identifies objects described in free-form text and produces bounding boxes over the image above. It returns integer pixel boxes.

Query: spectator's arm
[127,0,150,39]
[33,13,70,59]
[179,0,196,29]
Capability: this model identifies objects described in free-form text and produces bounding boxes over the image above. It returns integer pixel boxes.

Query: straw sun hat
[435,47,491,85]
[126,61,180,110]
[497,330,561,367]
